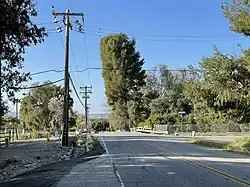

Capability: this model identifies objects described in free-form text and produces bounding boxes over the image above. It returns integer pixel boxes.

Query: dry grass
[190,137,250,155]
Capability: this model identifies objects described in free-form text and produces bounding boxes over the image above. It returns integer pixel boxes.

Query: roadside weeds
[190,137,250,155]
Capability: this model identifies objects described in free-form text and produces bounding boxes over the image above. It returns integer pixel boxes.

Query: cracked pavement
[56,132,250,187]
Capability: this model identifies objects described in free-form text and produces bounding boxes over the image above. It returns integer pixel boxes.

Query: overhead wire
[70,22,92,85]
[29,67,204,76]
[83,30,247,43]
[83,33,91,85]
[84,24,246,39]
[13,78,64,90]
[69,75,84,108]
[56,26,81,89]
[33,21,248,42]
[69,40,83,86]
[30,69,64,75]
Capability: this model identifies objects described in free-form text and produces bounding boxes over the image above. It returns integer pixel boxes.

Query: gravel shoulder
[0,140,105,187]
[0,137,82,181]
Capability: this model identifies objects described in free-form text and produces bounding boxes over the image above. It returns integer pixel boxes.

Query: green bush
[139,114,180,130]
[32,130,39,139]
[19,133,30,140]
[91,119,110,132]
[186,123,198,132]
[190,138,226,149]
[226,137,250,153]
[239,124,249,133]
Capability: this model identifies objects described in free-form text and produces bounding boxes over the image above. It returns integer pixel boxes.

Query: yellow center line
[148,142,250,186]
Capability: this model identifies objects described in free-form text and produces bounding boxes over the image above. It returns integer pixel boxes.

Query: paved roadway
[57,132,250,187]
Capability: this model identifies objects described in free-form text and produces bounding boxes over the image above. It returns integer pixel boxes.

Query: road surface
[57,132,250,187]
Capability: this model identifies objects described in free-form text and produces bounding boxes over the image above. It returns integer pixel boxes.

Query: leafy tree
[140,70,161,119]
[20,82,64,133]
[91,118,110,132]
[144,65,192,116]
[75,114,84,130]
[48,96,64,136]
[0,0,46,118]
[68,109,77,129]
[138,114,180,131]
[222,0,250,36]
[100,33,146,130]
[184,48,250,131]
[127,99,148,127]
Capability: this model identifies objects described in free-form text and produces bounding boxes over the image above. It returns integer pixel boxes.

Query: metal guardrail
[136,129,169,135]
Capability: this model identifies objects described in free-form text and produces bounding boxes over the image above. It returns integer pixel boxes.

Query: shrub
[190,138,226,149]
[92,119,110,132]
[32,130,39,139]
[226,137,250,153]
[19,133,30,140]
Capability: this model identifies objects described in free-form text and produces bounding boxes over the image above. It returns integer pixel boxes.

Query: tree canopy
[19,82,77,135]
[222,0,250,36]
[0,0,46,118]
[100,33,146,130]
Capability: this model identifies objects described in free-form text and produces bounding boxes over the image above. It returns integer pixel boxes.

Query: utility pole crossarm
[52,12,84,16]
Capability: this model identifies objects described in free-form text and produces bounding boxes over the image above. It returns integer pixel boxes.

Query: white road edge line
[100,133,109,154]
[99,133,125,187]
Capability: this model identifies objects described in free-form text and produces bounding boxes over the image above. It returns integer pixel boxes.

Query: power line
[29,67,204,76]
[84,25,246,39]
[36,21,59,26]
[83,34,91,84]
[30,69,64,75]
[69,41,83,85]
[69,75,84,108]
[71,67,204,72]
[35,21,244,39]
[13,78,64,90]
[57,29,82,89]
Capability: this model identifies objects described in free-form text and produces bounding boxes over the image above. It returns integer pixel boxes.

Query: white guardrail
[136,129,196,137]
[136,129,168,134]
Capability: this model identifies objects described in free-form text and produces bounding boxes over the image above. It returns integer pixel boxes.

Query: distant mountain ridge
[6,112,15,117]
[89,113,109,119]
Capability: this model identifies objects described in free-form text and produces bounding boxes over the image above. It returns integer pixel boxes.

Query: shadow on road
[0,143,105,187]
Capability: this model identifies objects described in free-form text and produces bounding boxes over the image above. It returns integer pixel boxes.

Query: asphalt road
[57,132,250,187]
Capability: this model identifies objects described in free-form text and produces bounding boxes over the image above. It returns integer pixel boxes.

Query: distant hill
[6,112,15,117]
[89,113,109,119]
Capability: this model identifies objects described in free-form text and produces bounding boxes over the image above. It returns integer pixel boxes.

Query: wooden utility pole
[13,98,19,140]
[15,99,19,140]
[80,86,92,131]
[52,9,84,146]
[0,61,2,128]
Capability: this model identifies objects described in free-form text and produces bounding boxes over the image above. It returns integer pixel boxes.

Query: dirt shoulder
[0,138,81,181]
[0,140,105,187]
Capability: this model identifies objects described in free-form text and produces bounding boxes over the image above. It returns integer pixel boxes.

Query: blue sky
[12,0,249,114]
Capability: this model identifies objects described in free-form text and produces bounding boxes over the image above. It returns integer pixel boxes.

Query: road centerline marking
[148,142,250,186]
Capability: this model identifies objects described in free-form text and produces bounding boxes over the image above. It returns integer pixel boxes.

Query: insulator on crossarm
[53,16,59,24]
[56,27,63,33]
[79,25,84,33]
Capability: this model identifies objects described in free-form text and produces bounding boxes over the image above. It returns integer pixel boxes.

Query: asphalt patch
[0,144,105,187]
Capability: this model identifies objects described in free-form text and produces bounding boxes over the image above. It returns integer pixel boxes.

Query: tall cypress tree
[100,33,146,129]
